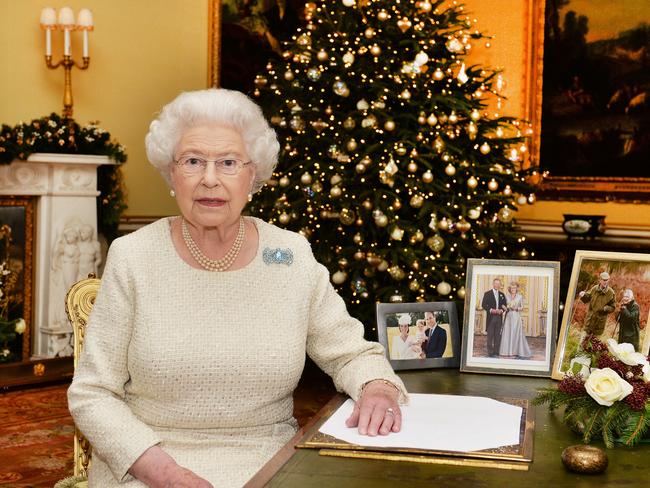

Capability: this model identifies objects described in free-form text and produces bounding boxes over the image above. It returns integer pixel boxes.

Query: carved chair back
[65,273,101,478]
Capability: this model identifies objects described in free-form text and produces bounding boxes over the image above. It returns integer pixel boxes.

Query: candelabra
[40,7,94,119]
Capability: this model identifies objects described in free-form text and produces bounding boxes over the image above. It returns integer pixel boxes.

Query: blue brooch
[263,247,294,266]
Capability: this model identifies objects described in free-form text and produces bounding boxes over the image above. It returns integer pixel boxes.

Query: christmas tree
[249,0,535,334]
[0,224,25,363]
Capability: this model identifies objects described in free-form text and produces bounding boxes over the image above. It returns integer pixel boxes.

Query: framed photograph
[552,250,650,379]
[377,302,460,371]
[530,0,650,201]
[461,259,560,377]
[0,197,34,363]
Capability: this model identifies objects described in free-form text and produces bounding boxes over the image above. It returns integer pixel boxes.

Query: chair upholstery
[65,273,101,478]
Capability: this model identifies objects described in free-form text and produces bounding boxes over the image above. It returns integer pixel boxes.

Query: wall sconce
[40,6,93,118]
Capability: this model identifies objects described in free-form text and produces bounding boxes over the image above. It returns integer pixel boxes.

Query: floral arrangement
[534,335,650,447]
[0,113,127,241]
[0,224,26,363]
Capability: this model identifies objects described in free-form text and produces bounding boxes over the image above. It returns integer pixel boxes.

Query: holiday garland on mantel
[0,113,127,242]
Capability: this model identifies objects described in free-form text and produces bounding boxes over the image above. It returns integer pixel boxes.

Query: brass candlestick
[45,54,90,119]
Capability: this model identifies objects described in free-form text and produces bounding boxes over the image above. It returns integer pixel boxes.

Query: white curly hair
[145,88,279,193]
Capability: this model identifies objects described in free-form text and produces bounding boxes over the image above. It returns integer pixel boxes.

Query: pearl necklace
[181,217,245,272]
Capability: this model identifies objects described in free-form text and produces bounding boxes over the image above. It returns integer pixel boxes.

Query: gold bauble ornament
[419,1,432,13]
[518,248,530,259]
[362,199,373,210]
[377,260,389,272]
[279,176,290,187]
[396,145,407,156]
[366,254,382,267]
[561,445,608,475]
[393,198,402,209]
[330,186,342,198]
[364,27,376,39]
[437,218,450,231]
[437,281,452,295]
[340,208,356,225]
[409,280,420,291]
[343,117,356,129]
[414,230,424,242]
[400,89,411,100]
[279,212,290,224]
[312,181,323,192]
[410,194,424,208]
[390,226,405,240]
[456,219,471,233]
[467,176,478,188]
[354,251,366,261]
[470,109,481,121]
[503,185,512,196]
[284,70,294,81]
[330,174,342,185]
[377,9,389,21]
[346,139,358,151]
[468,206,482,219]
[422,170,434,183]
[480,142,491,154]
[426,113,438,126]
[397,17,412,32]
[418,113,427,125]
[517,194,528,205]
[338,258,349,268]
[375,214,388,227]
[433,68,444,80]
[388,266,406,280]
[301,172,312,185]
[488,179,498,191]
[457,286,466,299]
[408,161,418,173]
[370,44,381,56]
[332,270,348,284]
[316,48,328,60]
[528,193,537,204]
[355,163,366,174]
[384,120,396,131]
[444,164,456,176]
[426,235,445,252]
[353,232,363,244]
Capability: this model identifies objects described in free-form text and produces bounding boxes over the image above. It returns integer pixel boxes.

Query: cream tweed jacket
[68,217,407,487]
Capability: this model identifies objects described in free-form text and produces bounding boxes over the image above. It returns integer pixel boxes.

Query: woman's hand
[129,445,213,488]
[345,380,401,436]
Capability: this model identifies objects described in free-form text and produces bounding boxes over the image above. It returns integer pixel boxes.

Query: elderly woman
[67,88,407,488]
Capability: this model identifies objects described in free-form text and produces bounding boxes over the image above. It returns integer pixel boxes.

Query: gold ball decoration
[384,120,396,131]
[433,68,444,81]
[488,179,498,191]
[419,1,433,13]
[422,170,434,183]
[370,44,381,56]
[284,70,294,81]
[355,163,366,174]
[467,206,482,220]
[467,176,478,188]
[390,226,405,241]
[362,199,373,210]
[353,232,363,244]
[388,266,406,280]
[497,207,514,223]
[517,194,528,205]
[409,280,420,291]
[418,113,427,125]
[480,142,491,154]
[317,49,328,61]
[518,248,530,259]
[343,51,355,64]
[330,186,342,198]
[561,445,608,475]
[279,176,290,187]
[377,260,389,272]
[354,251,366,261]
[377,9,389,21]
[470,109,481,121]
[393,198,402,210]
[437,218,450,231]
[340,208,356,225]
[444,164,456,176]
[396,145,407,156]
[413,230,424,242]
[332,270,348,284]
[330,174,342,185]
[346,139,358,151]
[457,286,466,299]
[426,235,445,252]
[410,194,424,208]
[456,218,471,233]
[408,161,418,173]
[364,27,376,39]
[366,253,382,267]
[343,117,356,129]
[338,258,349,268]
[279,212,290,224]
[301,172,312,185]
[375,214,388,227]
[528,193,537,204]
[437,281,452,295]
[427,113,438,126]
[503,185,512,196]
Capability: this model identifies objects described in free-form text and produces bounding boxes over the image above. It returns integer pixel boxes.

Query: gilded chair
[64,273,101,478]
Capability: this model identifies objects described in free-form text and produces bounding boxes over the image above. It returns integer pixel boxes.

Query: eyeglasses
[174,154,252,177]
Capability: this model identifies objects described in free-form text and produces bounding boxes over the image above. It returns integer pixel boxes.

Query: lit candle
[40,7,56,56]
[77,9,93,58]
[58,7,75,56]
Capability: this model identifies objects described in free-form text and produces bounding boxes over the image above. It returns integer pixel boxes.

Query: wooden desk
[246,369,648,487]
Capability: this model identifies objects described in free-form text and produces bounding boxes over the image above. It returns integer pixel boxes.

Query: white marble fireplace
[0,153,111,358]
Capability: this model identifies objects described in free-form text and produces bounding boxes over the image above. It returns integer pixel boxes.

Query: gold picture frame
[529,0,650,202]
[552,250,650,380]
[208,0,222,87]
[0,197,34,362]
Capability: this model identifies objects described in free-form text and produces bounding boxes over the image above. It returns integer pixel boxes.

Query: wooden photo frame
[529,0,650,201]
[0,197,34,363]
[461,259,560,377]
[552,250,650,379]
[376,302,460,371]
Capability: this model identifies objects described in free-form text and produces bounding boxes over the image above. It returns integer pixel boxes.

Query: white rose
[643,363,650,383]
[607,338,647,366]
[569,355,592,379]
[14,318,26,334]
[585,368,633,406]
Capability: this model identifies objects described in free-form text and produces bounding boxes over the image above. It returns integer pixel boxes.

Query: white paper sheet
[318,393,522,452]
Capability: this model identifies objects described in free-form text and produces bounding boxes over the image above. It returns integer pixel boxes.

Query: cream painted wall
[0,0,208,217]
[2,0,647,225]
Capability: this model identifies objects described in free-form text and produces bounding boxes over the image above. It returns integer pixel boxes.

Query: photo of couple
[385,310,451,361]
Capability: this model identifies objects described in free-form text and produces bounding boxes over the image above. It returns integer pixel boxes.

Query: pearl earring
[170,189,176,197]
[247,193,253,202]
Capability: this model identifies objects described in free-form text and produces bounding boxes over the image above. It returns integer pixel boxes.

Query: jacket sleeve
[67,239,161,482]
[603,291,616,314]
[432,329,447,357]
[481,291,491,312]
[304,244,408,403]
